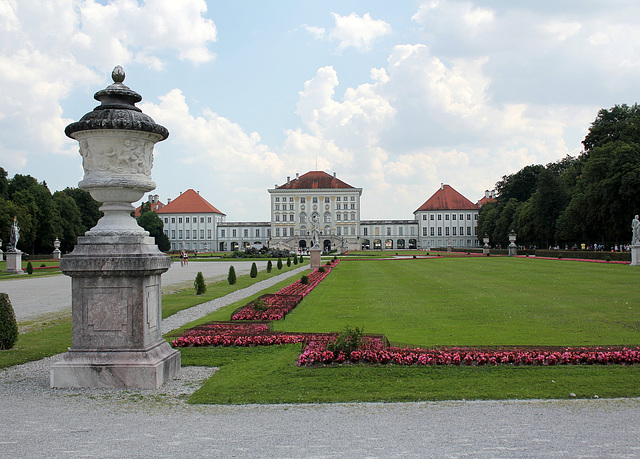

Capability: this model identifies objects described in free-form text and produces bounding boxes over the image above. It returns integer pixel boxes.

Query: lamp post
[508,229,518,257]
[483,234,490,255]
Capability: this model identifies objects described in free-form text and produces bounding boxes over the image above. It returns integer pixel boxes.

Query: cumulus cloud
[329,12,391,52]
[0,0,217,182]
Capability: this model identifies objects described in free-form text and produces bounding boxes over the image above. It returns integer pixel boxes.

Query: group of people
[179,250,189,267]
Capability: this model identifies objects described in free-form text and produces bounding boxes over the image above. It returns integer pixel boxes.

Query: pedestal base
[5,251,24,274]
[52,249,61,260]
[631,245,640,266]
[508,246,518,257]
[310,247,322,269]
[483,248,490,255]
[51,341,180,389]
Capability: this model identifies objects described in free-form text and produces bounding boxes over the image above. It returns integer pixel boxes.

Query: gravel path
[1,261,639,457]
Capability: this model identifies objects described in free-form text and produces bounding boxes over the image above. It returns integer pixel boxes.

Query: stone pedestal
[310,247,322,269]
[631,245,640,266]
[5,251,24,274]
[50,235,180,389]
[508,243,518,257]
[52,249,61,260]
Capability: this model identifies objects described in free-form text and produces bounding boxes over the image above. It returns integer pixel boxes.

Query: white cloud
[0,0,217,177]
[330,12,391,52]
[303,25,326,40]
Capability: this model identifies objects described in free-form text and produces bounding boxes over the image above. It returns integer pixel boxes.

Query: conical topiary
[0,293,18,350]
[286,257,291,267]
[228,265,237,285]
[194,271,206,295]
[250,262,258,278]
[266,260,272,273]
[277,258,283,270]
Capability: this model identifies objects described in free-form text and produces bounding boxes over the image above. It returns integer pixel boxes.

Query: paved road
[1,260,270,321]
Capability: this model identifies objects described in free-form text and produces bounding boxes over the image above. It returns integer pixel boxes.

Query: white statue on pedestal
[632,214,640,245]
[311,214,320,248]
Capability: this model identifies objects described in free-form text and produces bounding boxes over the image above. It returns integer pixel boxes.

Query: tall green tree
[582,104,640,153]
[52,191,85,252]
[137,211,171,251]
[495,164,545,203]
[62,187,102,232]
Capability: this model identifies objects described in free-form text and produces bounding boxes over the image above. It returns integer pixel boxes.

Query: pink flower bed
[298,339,640,367]
[230,260,340,321]
[172,322,313,347]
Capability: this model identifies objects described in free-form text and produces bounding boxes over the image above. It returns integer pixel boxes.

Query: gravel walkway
[1,262,639,457]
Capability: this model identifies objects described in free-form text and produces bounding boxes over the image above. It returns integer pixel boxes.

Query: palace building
[154,171,482,252]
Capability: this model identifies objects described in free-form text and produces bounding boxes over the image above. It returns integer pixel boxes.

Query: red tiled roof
[477,196,496,207]
[414,184,479,212]
[157,189,225,215]
[275,171,355,190]
[133,200,165,218]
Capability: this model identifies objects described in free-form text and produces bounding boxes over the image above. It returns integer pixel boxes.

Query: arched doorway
[373,239,382,249]
[397,239,405,249]
[231,242,239,251]
[385,239,393,249]
[361,239,370,249]
[408,239,417,249]
[323,239,331,251]
[219,242,227,251]
[299,240,307,249]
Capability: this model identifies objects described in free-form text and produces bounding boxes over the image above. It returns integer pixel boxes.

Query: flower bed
[172,321,316,347]
[298,340,640,367]
[230,260,340,321]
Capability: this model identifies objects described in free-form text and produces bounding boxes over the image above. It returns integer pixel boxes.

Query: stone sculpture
[8,217,19,252]
[632,214,640,245]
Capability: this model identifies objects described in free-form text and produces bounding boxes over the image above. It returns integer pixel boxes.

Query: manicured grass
[162,262,308,318]
[184,346,640,404]
[0,322,71,368]
[273,257,640,347]
[0,260,61,279]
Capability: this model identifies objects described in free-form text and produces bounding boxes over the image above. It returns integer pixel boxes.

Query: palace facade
[153,171,483,252]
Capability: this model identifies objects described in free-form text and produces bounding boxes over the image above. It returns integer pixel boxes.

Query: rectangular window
[460,227,464,235]
[275,204,280,211]
[313,197,318,203]
[430,228,435,236]
[467,227,471,235]
[289,197,294,202]
[452,214,456,221]
[387,227,391,236]
[301,197,305,203]
[337,197,341,201]
[337,227,341,236]
[399,227,403,236]
[422,215,427,220]
[445,214,449,220]
[289,214,294,221]
[200,217,204,223]
[164,230,168,236]
[289,204,294,210]
[336,204,341,210]
[200,230,204,239]
[185,230,190,239]
[423,227,428,236]
[186,217,189,223]
[164,218,168,224]
[351,196,355,201]
[467,214,471,220]
[244,229,249,237]
[276,228,280,237]
[453,227,457,236]
[171,230,175,239]
[221,229,225,237]
[438,228,442,236]
[256,229,260,237]
[336,214,341,221]
[430,215,434,221]
[178,230,183,238]
[460,214,464,220]
[275,197,279,202]
[324,197,329,203]
[445,227,450,236]
[171,217,175,223]
[208,229,212,238]
[275,215,280,221]
[437,214,442,220]
[232,229,237,237]
[363,228,368,236]
[351,213,355,220]
[208,217,212,223]
[475,214,478,220]
[178,217,182,223]
[351,204,355,209]
[411,227,415,236]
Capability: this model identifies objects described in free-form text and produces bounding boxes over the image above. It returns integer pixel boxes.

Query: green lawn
[0,260,61,279]
[273,257,640,347]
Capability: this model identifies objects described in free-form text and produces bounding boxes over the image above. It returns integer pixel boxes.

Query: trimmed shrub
[300,274,309,285]
[327,324,364,356]
[40,263,46,268]
[250,262,258,278]
[253,298,269,311]
[194,271,206,295]
[26,262,33,275]
[266,260,272,273]
[318,266,325,273]
[228,265,237,285]
[277,258,283,270]
[287,257,291,267]
[0,293,18,350]
[299,255,303,263]
[293,255,298,265]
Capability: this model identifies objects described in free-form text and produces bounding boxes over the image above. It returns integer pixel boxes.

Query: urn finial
[112,65,125,84]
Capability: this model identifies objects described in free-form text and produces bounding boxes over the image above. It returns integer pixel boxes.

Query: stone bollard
[50,66,180,389]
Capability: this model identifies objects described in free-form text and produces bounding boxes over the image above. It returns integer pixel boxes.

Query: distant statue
[632,214,640,245]
[310,214,320,248]
[8,217,19,252]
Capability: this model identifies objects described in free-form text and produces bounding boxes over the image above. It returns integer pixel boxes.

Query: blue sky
[1,0,640,221]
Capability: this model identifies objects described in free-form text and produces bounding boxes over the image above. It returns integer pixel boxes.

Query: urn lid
[65,66,169,140]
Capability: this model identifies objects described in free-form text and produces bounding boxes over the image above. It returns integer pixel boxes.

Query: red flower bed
[298,340,640,367]
[230,260,340,321]
[171,322,314,347]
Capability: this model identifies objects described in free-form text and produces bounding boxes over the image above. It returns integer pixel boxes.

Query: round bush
[300,274,309,285]
[0,293,18,350]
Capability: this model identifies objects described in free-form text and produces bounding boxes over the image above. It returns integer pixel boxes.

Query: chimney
[167,198,171,203]
[296,172,299,179]
[333,172,336,178]
[485,190,490,199]
[197,190,200,194]
[440,183,444,190]
[287,176,290,183]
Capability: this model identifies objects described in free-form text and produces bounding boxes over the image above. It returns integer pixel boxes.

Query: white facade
[360,220,419,250]
[161,212,225,252]
[217,222,271,252]
[415,209,479,249]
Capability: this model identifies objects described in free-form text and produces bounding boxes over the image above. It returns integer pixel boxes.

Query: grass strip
[184,345,640,404]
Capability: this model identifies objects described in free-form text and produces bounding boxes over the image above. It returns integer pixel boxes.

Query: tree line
[478,104,640,248]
